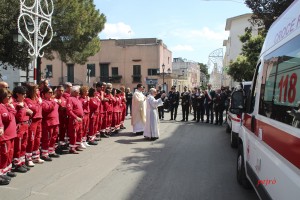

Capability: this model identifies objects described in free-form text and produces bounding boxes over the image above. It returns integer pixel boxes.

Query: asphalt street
[0,111,259,200]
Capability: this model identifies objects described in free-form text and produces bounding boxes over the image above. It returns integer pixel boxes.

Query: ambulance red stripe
[244,114,300,169]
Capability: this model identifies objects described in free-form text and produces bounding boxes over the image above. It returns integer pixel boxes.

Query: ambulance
[230,1,300,199]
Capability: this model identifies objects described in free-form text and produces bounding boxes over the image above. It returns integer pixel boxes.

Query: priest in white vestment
[131,84,146,135]
[144,88,166,140]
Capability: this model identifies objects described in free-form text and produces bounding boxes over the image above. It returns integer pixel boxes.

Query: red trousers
[97,113,104,133]
[88,113,98,141]
[121,105,126,125]
[80,114,89,142]
[112,112,120,129]
[41,124,58,156]
[13,123,29,166]
[26,118,42,161]
[0,139,14,175]
[68,119,82,148]
[106,112,113,131]
[100,112,107,132]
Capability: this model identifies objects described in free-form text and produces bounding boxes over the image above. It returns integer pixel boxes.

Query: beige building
[223,13,258,87]
[172,57,200,92]
[41,38,173,91]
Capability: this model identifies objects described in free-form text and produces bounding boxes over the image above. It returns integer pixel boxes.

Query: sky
[94,0,252,69]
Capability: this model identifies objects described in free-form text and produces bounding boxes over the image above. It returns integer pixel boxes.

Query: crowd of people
[156,84,231,125]
[0,80,230,186]
[0,80,128,186]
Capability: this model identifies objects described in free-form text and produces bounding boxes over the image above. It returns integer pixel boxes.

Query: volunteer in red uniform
[66,85,84,154]
[54,85,68,152]
[95,82,103,140]
[120,86,126,129]
[12,86,33,172]
[99,82,108,138]
[0,88,17,185]
[87,88,99,145]
[111,88,121,132]
[24,83,44,166]
[103,85,114,135]
[41,87,60,161]
[79,86,90,149]
[63,82,72,99]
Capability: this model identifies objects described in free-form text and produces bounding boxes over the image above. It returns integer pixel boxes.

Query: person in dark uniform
[155,86,165,120]
[125,88,133,116]
[205,84,215,124]
[168,86,180,120]
[181,86,190,121]
[190,87,198,121]
[214,87,227,125]
[196,88,206,122]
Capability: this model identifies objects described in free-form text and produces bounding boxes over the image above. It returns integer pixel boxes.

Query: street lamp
[17,0,54,84]
[162,63,165,91]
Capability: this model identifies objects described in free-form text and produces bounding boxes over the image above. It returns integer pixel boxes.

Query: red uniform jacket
[103,94,114,113]
[0,104,17,141]
[63,92,71,100]
[24,98,42,119]
[54,96,67,115]
[66,96,84,120]
[79,96,90,115]
[13,101,30,123]
[42,99,59,126]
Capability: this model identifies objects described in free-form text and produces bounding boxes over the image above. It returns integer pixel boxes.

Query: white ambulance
[230,1,300,199]
[226,81,252,148]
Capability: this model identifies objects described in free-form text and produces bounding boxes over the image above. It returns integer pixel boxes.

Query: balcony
[132,75,141,83]
[99,75,122,83]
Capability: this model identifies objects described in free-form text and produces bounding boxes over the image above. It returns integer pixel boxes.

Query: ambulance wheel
[237,144,251,189]
[230,130,238,148]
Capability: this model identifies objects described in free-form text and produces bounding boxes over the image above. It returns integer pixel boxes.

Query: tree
[227,28,265,81]
[245,0,294,32]
[198,63,210,88]
[0,0,106,77]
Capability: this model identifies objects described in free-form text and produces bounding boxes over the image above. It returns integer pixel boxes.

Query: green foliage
[227,55,254,82]
[245,0,294,32]
[227,28,265,82]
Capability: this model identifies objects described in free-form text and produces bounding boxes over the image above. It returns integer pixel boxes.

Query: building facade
[172,57,200,92]
[40,38,172,91]
[223,13,259,88]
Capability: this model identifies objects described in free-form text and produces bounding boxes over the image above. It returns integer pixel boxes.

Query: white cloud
[171,27,228,41]
[101,22,134,39]
[171,45,194,52]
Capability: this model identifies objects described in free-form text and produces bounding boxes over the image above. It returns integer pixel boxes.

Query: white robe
[144,94,163,138]
[131,90,146,133]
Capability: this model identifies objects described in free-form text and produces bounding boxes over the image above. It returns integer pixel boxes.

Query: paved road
[0,111,259,200]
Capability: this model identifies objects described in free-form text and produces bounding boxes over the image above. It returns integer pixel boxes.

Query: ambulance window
[259,35,300,129]
[247,64,260,113]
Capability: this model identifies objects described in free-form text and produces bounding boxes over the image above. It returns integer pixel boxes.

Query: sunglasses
[5,86,9,89]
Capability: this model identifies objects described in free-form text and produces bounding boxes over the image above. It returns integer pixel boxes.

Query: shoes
[192,118,196,121]
[69,149,79,154]
[94,137,101,141]
[75,147,84,151]
[22,164,30,171]
[49,153,60,158]
[6,172,17,177]
[79,143,87,149]
[0,175,11,181]
[26,160,35,167]
[120,126,126,129]
[150,137,159,141]
[14,165,28,173]
[101,133,110,138]
[180,119,185,121]
[88,140,98,145]
[40,156,52,162]
[84,141,91,147]
[170,118,173,120]
[0,177,10,185]
[135,132,143,136]
[33,158,45,164]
